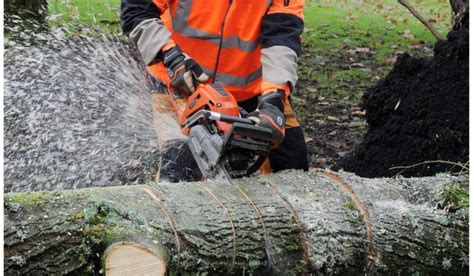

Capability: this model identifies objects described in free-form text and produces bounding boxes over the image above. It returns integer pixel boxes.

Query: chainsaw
[166,83,273,182]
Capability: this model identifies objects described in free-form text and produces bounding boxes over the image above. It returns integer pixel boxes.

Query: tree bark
[450,0,469,30]
[4,171,468,275]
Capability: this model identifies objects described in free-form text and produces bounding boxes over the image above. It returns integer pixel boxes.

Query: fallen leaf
[350,62,365,68]
[412,43,424,49]
[346,49,356,56]
[327,140,348,149]
[315,112,325,118]
[351,110,366,116]
[346,13,358,20]
[355,47,370,53]
[371,75,381,82]
[337,151,349,158]
[327,116,341,122]
[348,122,365,128]
[385,57,397,65]
[351,106,362,112]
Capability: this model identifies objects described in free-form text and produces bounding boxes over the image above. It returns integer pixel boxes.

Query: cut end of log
[104,243,167,276]
[151,93,184,145]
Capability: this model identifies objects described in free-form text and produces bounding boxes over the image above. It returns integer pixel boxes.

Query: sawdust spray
[4,19,183,192]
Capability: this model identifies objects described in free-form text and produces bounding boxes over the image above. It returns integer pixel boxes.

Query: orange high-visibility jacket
[121,0,304,102]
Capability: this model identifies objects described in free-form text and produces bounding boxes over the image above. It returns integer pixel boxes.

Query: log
[4,171,469,275]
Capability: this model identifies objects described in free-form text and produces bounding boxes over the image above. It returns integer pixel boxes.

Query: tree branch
[398,0,443,40]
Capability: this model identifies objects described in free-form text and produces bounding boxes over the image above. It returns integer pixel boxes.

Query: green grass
[48,0,120,31]
[298,0,451,100]
[304,1,450,54]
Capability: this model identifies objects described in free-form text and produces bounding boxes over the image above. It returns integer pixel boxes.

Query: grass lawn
[48,0,120,31]
[299,0,452,101]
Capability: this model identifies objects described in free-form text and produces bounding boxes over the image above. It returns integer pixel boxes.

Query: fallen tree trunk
[4,171,468,275]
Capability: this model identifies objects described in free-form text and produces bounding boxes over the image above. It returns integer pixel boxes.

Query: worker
[120,0,309,181]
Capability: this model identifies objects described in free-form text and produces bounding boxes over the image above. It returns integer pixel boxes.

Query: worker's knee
[268,126,309,172]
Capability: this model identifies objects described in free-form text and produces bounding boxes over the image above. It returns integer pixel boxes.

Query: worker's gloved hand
[248,90,286,147]
[163,45,209,96]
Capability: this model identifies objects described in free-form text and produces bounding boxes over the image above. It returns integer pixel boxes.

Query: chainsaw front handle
[210,111,254,125]
[183,110,254,129]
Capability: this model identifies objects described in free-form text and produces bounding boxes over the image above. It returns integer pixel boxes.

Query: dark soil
[293,84,368,169]
[335,26,469,177]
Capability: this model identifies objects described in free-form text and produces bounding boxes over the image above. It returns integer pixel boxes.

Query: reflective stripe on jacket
[121,0,304,101]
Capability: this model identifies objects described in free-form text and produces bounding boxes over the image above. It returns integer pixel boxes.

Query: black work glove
[248,90,286,148]
[162,45,209,96]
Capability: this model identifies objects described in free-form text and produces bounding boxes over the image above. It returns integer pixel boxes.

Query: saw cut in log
[151,93,199,183]
[150,93,184,146]
[4,171,469,275]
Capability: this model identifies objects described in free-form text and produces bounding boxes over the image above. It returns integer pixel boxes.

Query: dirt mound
[335,26,469,177]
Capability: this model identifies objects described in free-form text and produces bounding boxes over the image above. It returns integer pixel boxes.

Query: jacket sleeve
[260,0,304,95]
[120,0,173,65]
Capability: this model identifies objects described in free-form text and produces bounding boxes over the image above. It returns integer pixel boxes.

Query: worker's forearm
[260,12,304,93]
[120,0,171,65]
[129,19,172,65]
[261,46,298,92]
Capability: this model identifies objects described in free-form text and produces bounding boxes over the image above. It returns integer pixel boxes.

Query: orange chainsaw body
[169,84,240,135]
[164,82,273,179]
